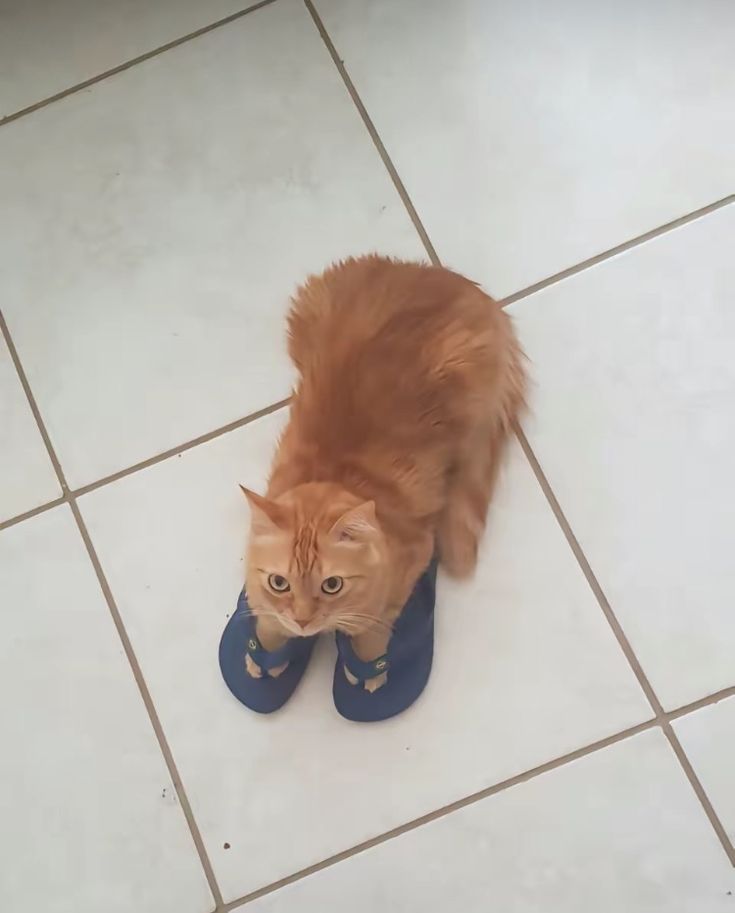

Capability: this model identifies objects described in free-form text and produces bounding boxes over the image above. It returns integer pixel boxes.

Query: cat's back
[283,255,517,447]
[287,255,498,378]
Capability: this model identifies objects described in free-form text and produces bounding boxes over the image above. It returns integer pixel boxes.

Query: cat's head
[241,482,391,637]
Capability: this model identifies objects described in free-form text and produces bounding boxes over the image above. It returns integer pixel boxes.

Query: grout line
[306,0,735,864]
[499,195,735,307]
[69,500,226,910]
[514,422,735,866]
[303,6,735,865]
[73,398,291,498]
[0,496,66,532]
[0,309,226,908]
[0,398,289,529]
[224,718,657,908]
[306,0,732,311]
[0,312,70,495]
[0,0,278,128]
[1,3,731,899]
[298,3,735,871]
[303,0,441,266]
[667,686,735,721]
[513,423,661,709]
[306,0,731,313]
[662,721,735,863]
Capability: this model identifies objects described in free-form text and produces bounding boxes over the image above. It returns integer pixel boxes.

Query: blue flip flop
[219,590,317,714]
[333,559,438,722]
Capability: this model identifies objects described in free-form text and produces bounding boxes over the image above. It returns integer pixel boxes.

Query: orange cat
[242,255,526,689]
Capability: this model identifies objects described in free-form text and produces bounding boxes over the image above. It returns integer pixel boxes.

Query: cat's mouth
[276,618,318,637]
[274,614,331,638]
[285,618,374,638]
[251,608,383,639]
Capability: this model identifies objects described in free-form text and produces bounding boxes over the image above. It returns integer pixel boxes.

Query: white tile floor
[0,1,733,911]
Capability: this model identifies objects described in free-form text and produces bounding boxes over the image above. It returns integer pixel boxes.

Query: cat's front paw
[245,654,289,679]
[364,671,388,693]
[343,664,388,692]
[245,653,263,678]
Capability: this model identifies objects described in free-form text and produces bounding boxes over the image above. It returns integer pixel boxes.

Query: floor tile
[674,697,735,844]
[245,730,735,913]
[0,0,424,488]
[509,205,735,709]
[79,409,650,900]
[0,507,213,913]
[0,0,249,117]
[315,0,735,297]
[0,334,60,522]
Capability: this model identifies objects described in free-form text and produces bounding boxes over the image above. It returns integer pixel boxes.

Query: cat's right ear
[239,486,287,537]
[329,500,378,543]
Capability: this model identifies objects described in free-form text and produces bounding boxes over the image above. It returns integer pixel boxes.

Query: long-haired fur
[242,255,526,646]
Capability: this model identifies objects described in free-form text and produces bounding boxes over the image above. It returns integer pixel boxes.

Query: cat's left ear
[329,501,378,543]
[239,485,288,537]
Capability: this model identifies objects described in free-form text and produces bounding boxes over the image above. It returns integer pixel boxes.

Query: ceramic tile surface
[510,206,735,710]
[0,0,423,488]
[674,697,735,844]
[0,507,213,913]
[315,0,735,296]
[245,730,735,913]
[4,0,734,908]
[0,335,60,521]
[0,0,250,117]
[79,411,650,900]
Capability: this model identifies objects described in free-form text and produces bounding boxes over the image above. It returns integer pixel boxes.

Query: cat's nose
[294,618,310,630]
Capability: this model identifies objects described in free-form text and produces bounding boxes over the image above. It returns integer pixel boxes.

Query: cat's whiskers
[334,611,394,635]
[343,610,394,628]
[331,621,361,634]
[243,608,299,636]
[247,609,282,622]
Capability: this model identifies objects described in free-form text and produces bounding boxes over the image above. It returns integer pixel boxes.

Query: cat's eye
[321,576,343,595]
[267,574,290,593]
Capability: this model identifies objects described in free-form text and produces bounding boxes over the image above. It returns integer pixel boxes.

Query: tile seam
[0,309,226,908]
[305,0,733,303]
[303,0,735,869]
[0,397,290,529]
[224,719,657,908]
[0,496,67,532]
[215,678,735,907]
[515,423,735,866]
[499,195,735,306]
[302,0,440,265]
[0,0,279,128]
[667,687,735,721]
[1,2,732,903]
[73,398,291,498]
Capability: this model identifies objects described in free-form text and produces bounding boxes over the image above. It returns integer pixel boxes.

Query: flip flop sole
[333,632,433,722]
[219,593,316,714]
[333,559,437,723]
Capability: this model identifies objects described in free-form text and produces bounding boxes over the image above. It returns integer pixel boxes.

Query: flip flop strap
[236,592,305,673]
[245,630,300,672]
[335,632,389,682]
